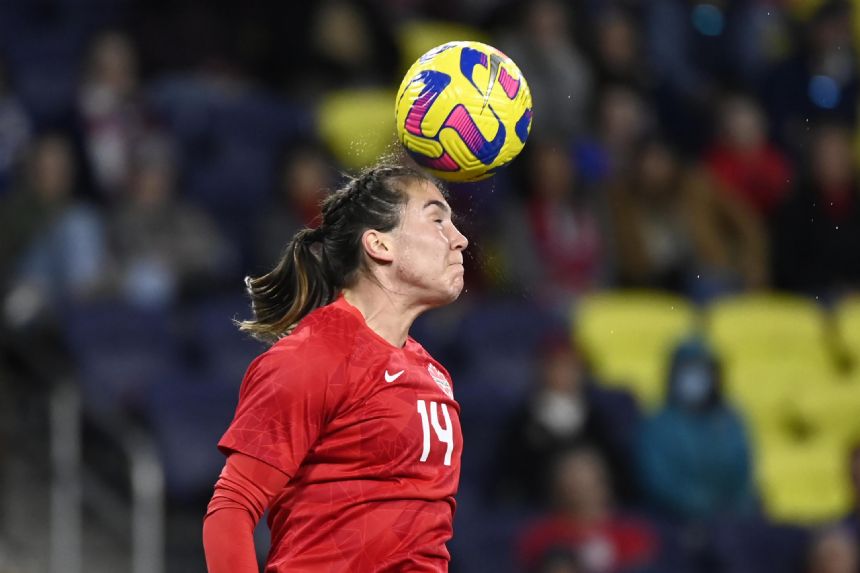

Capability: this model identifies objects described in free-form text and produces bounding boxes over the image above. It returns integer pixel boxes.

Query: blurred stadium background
[1,0,860,572]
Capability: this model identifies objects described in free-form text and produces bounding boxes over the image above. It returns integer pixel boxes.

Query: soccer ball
[395,41,533,182]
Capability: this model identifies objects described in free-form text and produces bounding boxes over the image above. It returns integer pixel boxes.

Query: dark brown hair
[238,162,433,343]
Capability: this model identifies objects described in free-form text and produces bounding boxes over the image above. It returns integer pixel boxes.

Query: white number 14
[416,400,453,466]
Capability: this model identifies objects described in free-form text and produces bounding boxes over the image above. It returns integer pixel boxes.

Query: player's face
[391,180,468,306]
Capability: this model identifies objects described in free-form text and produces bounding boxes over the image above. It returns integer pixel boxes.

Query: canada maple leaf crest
[427,363,453,399]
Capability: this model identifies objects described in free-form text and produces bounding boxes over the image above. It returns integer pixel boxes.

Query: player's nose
[450,223,468,251]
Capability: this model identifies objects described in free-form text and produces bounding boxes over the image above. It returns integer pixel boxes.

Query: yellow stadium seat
[705,293,833,370]
[317,89,398,170]
[757,435,852,524]
[397,20,489,73]
[722,360,802,447]
[790,378,860,447]
[574,291,698,409]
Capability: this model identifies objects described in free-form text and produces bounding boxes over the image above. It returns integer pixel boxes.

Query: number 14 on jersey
[416,399,454,466]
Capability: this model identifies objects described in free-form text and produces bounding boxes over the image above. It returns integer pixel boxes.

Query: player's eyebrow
[423,199,451,214]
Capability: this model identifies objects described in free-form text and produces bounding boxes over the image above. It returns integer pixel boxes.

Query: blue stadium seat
[454,364,530,490]
[146,78,217,148]
[456,299,557,362]
[450,485,534,573]
[185,142,273,212]
[712,516,810,573]
[63,300,179,417]
[146,367,239,502]
[209,92,311,148]
[409,304,466,369]
[0,19,83,123]
[148,77,312,151]
[187,294,263,384]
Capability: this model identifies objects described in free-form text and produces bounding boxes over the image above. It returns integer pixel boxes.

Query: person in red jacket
[704,95,792,219]
[518,448,658,573]
[202,163,469,572]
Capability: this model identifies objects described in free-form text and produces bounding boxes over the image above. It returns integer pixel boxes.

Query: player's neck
[341,285,423,348]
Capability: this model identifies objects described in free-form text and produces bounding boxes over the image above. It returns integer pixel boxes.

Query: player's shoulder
[257,300,362,367]
[406,336,452,377]
[238,308,357,397]
[405,335,433,362]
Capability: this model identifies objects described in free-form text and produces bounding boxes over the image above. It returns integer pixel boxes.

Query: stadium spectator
[637,337,756,521]
[805,526,858,573]
[255,140,336,269]
[0,133,107,322]
[762,0,858,155]
[704,94,792,219]
[497,140,606,306]
[78,29,148,199]
[497,0,594,141]
[518,447,658,573]
[575,84,652,186]
[609,136,694,291]
[772,122,860,298]
[496,333,640,507]
[609,136,768,297]
[109,134,235,307]
[291,0,399,100]
[590,6,649,92]
[644,0,776,150]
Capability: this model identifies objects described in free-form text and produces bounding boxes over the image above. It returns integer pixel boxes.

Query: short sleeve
[218,345,333,478]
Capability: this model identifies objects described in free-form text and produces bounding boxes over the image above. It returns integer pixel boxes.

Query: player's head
[376,173,468,306]
[239,162,467,342]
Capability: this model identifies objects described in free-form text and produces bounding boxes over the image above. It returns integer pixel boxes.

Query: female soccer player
[203,163,469,572]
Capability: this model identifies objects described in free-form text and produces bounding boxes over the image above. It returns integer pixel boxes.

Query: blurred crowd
[1,0,860,572]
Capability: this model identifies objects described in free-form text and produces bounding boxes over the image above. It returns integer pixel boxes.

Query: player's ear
[361,229,395,264]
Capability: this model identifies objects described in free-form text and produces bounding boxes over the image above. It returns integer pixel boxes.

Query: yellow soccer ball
[395,41,533,182]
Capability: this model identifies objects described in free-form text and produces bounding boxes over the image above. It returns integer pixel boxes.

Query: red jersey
[218,296,463,572]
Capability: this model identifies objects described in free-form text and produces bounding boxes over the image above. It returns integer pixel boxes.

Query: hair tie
[304,226,325,244]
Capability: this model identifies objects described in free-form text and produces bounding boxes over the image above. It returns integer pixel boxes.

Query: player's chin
[431,277,465,306]
[446,276,466,301]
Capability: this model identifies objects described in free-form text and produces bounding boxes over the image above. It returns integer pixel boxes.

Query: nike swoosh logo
[482,53,504,113]
[384,370,405,383]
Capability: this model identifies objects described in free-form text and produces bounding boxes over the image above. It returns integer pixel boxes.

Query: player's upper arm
[217,340,345,477]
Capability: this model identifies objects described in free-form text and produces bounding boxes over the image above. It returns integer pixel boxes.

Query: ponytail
[237,162,431,343]
[237,228,334,343]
